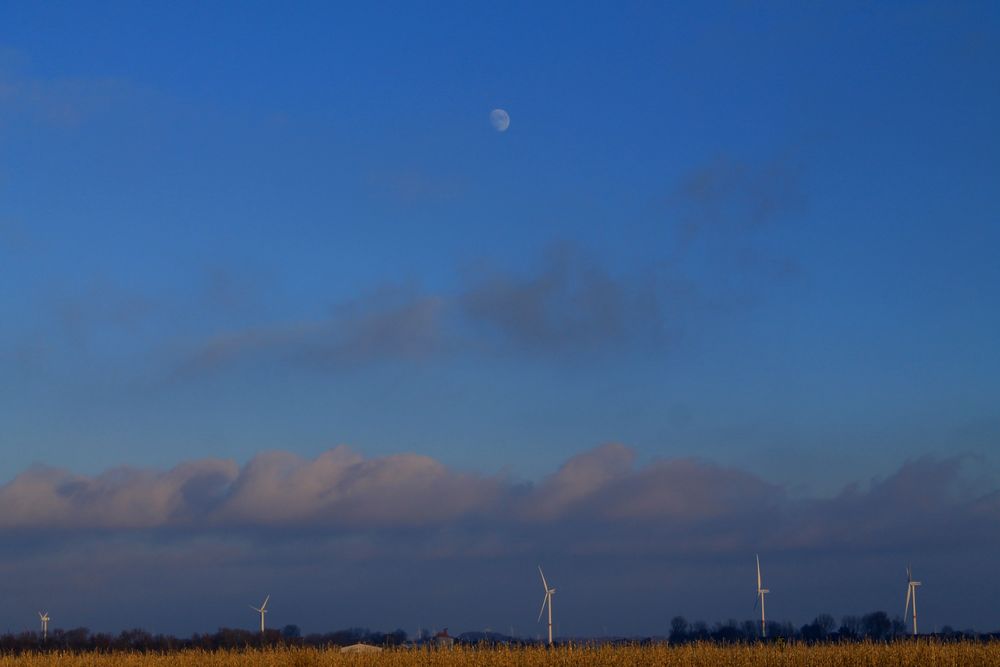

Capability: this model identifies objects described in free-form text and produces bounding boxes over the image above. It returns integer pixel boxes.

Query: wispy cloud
[0,53,127,128]
[671,155,806,244]
[172,245,669,377]
[2,157,806,383]
[365,166,466,205]
[164,157,806,378]
[0,217,33,254]
[667,155,807,285]
[173,286,447,378]
[460,244,665,354]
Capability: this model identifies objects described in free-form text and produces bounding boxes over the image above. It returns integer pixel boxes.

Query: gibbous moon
[490,108,510,132]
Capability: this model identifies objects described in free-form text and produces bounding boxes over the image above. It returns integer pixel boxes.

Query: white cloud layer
[1,445,994,558]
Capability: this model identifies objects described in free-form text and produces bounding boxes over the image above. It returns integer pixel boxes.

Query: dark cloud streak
[172,286,447,379]
[172,246,668,377]
[671,155,806,244]
[460,245,665,354]
[168,157,806,377]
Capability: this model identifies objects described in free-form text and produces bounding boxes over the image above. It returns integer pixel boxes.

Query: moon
[490,108,510,132]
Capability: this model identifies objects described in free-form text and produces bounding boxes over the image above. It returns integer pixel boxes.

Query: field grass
[2,642,1000,667]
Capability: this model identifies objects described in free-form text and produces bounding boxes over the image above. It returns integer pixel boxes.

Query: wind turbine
[904,565,921,636]
[537,566,556,646]
[753,554,770,638]
[38,612,50,641]
[250,594,270,633]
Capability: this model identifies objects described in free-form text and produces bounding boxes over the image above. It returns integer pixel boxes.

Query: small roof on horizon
[340,643,383,653]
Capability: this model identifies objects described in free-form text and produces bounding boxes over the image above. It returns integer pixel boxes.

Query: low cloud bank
[1,445,994,557]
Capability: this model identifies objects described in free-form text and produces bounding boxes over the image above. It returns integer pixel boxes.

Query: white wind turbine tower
[904,565,921,636]
[753,554,770,638]
[38,612,50,641]
[250,594,270,634]
[537,566,556,646]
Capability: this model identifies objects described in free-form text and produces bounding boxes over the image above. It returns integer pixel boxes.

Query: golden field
[2,642,1000,667]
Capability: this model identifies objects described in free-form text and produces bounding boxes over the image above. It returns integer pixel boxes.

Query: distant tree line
[0,614,994,654]
[0,626,408,654]
[667,612,990,644]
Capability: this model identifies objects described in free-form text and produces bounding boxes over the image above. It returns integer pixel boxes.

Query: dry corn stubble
[1,642,999,667]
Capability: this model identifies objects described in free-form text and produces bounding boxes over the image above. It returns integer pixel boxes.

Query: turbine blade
[756,554,762,589]
[537,594,548,623]
[904,585,912,617]
[538,565,548,591]
[261,594,270,610]
[753,593,759,610]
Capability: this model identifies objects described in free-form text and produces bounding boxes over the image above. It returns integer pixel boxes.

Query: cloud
[173,286,447,378]
[2,446,996,634]
[0,278,161,380]
[460,245,664,354]
[307,288,446,368]
[666,156,807,286]
[214,447,500,527]
[0,445,994,560]
[781,457,993,552]
[3,157,804,382]
[523,443,637,520]
[0,460,236,530]
[174,245,669,377]
[166,157,805,378]
[365,166,466,205]
[671,155,806,243]
[0,59,126,128]
[0,218,33,254]
[0,446,499,532]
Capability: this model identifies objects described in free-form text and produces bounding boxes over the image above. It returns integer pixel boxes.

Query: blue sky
[1,1,999,636]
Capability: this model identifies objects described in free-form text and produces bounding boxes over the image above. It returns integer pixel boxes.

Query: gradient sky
[1,1,999,637]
